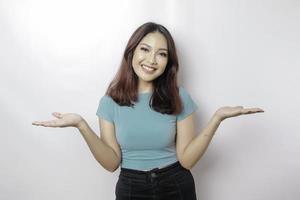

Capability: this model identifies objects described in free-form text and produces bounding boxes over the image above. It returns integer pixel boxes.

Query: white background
[1,0,299,199]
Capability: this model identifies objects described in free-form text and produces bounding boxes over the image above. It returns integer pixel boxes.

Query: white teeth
[142,65,156,71]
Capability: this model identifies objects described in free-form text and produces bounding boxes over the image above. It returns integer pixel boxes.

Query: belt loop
[147,167,159,183]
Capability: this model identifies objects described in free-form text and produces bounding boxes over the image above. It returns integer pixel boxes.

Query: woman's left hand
[214,106,264,122]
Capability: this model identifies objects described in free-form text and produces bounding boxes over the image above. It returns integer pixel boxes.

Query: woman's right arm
[77,119,121,172]
[32,112,120,172]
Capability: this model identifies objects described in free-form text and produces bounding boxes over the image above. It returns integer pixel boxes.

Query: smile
[141,64,157,74]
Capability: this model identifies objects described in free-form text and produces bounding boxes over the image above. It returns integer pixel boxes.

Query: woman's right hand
[32,112,84,128]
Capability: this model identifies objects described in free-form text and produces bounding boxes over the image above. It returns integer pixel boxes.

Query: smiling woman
[104,22,184,116]
[132,33,169,79]
[32,21,264,200]
[95,23,199,200]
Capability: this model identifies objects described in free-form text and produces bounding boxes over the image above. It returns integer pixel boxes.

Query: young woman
[32,22,264,200]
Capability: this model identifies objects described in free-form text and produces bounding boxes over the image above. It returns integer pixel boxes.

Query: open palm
[215,106,264,121]
[32,112,83,128]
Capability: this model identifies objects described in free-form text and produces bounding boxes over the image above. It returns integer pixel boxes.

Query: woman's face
[132,31,169,84]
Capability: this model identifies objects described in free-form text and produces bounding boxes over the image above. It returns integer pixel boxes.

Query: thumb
[52,112,63,119]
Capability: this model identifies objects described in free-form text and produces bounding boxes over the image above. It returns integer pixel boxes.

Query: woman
[32,22,264,200]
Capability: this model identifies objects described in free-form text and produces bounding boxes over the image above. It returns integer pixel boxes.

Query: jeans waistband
[120,161,183,176]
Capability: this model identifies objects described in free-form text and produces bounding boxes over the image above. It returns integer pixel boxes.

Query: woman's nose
[147,52,157,65]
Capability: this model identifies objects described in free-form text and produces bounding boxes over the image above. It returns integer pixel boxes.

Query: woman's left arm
[180,106,264,170]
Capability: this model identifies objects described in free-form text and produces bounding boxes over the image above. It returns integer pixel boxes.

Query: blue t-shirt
[96,86,198,170]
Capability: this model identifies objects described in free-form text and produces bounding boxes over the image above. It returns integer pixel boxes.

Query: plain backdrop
[1,0,299,199]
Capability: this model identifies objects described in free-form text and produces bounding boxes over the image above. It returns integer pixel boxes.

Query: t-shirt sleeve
[96,95,115,123]
[176,87,198,121]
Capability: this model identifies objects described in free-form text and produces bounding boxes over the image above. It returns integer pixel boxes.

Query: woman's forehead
[139,32,168,50]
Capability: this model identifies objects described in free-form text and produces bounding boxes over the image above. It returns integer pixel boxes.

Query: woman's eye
[160,53,167,57]
[141,47,149,52]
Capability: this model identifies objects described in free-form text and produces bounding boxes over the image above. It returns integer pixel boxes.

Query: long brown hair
[105,22,183,115]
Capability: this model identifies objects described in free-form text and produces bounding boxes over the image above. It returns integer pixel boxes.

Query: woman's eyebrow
[140,43,168,51]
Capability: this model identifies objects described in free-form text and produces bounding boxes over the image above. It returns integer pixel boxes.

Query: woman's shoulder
[100,94,117,106]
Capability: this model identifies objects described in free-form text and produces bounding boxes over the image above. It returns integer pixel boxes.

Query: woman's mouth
[141,64,157,74]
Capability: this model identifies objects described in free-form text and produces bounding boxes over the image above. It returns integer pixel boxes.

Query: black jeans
[115,161,197,200]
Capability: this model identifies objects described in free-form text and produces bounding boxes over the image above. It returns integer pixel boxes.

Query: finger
[242,108,264,114]
[257,108,264,112]
[32,121,47,126]
[32,121,48,126]
[32,120,60,127]
[32,121,41,126]
[249,108,264,112]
